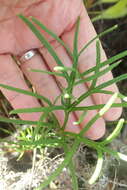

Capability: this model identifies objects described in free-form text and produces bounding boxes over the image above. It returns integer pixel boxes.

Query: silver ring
[19,50,37,63]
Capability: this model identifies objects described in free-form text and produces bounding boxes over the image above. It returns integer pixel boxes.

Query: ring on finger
[19,49,38,63]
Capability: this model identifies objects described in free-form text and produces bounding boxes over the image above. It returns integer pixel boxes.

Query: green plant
[91,0,127,22]
[0,15,127,189]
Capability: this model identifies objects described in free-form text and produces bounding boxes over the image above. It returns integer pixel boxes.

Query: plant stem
[36,139,80,190]
[61,111,69,131]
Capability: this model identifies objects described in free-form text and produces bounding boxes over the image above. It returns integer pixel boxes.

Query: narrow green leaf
[75,60,121,85]
[69,89,94,110]
[31,69,64,77]
[10,105,65,114]
[73,17,80,57]
[79,114,100,136]
[80,50,127,77]
[94,89,127,101]
[99,93,118,116]
[0,83,52,106]
[94,0,127,21]
[96,73,127,90]
[79,25,118,56]
[117,152,127,162]
[101,118,124,145]
[67,133,127,164]
[88,150,103,184]
[18,137,63,147]
[95,89,125,99]
[90,40,101,89]
[71,102,127,111]
[32,112,47,141]
[0,116,38,125]
[19,15,69,81]
[70,70,127,109]
[68,17,80,94]
[100,0,119,3]
[0,128,13,135]
[31,17,73,58]
[77,93,117,136]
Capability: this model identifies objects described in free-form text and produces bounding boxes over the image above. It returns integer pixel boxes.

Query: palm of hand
[0,0,122,140]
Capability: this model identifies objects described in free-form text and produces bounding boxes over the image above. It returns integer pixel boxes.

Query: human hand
[0,0,122,139]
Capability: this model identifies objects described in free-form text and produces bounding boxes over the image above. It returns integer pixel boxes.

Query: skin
[0,0,122,140]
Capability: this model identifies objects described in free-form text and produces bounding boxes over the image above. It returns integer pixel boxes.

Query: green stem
[61,111,69,131]
[36,139,80,190]
[68,89,94,112]
[64,143,78,190]
[68,160,79,190]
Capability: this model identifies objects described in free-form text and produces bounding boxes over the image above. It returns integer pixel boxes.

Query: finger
[40,41,105,140]
[61,5,122,121]
[0,54,42,121]
[20,51,80,133]
[0,0,82,55]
